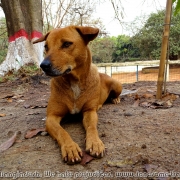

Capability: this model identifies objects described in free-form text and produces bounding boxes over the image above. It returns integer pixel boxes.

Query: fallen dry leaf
[107,158,133,168]
[0,93,14,99]
[26,112,40,116]
[132,99,139,107]
[162,93,176,100]
[144,164,168,180]
[12,95,24,99]
[80,150,94,166]
[25,128,46,139]
[135,94,140,100]
[140,99,173,109]
[30,105,47,109]
[154,101,164,106]
[140,101,151,108]
[165,100,173,107]
[144,164,158,173]
[16,99,25,103]
[0,113,6,117]
[7,98,13,103]
[142,93,155,99]
[0,132,18,152]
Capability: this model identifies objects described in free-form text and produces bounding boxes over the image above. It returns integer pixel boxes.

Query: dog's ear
[33,32,50,44]
[75,26,99,44]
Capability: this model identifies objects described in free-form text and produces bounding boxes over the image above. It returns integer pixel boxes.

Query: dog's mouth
[43,67,72,77]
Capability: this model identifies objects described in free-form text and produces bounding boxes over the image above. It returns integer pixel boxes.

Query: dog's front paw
[86,137,105,158]
[111,97,120,104]
[61,141,83,165]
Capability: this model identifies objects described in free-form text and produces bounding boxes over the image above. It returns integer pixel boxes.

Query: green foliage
[133,8,180,59]
[169,11,180,58]
[90,37,116,63]
[132,10,165,59]
[90,34,140,63]
[112,35,140,62]
[91,7,180,62]
[173,0,180,15]
[0,17,8,64]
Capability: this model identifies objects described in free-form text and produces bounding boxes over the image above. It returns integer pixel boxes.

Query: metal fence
[96,60,180,84]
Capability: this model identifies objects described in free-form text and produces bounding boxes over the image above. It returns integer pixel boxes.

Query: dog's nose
[40,58,52,71]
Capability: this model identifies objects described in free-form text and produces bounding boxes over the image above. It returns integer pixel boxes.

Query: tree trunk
[0,0,43,76]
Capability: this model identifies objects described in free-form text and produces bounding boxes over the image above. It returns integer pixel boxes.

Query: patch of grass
[19,63,40,75]
[0,72,16,83]
[0,63,41,83]
[0,77,3,82]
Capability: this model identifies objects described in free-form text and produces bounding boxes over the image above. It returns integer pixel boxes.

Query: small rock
[101,133,106,137]
[112,109,118,112]
[41,132,48,136]
[24,104,30,109]
[124,112,133,116]
[141,144,147,149]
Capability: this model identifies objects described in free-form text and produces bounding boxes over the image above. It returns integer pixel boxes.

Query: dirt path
[112,68,180,83]
[0,75,180,180]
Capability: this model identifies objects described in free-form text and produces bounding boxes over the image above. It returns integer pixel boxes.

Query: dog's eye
[62,41,73,48]
[44,44,48,51]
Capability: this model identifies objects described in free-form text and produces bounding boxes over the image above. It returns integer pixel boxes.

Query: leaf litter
[0,113,6,117]
[25,128,46,139]
[0,131,21,152]
[80,150,94,166]
[124,88,179,109]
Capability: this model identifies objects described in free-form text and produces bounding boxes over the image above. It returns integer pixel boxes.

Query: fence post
[136,65,139,82]
[106,66,112,77]
[163,60,170,94]
[165,62,169,81]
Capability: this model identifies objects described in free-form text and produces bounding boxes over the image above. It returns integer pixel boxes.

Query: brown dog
[33,26,122,164]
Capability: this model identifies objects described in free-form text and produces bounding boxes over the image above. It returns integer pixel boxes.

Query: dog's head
[33,26,99,77]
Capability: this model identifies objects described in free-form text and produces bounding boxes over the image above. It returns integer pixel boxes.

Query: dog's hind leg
[99,73,122,105]
[110,82,122,104]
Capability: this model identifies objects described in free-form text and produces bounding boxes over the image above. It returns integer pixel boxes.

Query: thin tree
[157,0,172,98]
[42,0,98,33]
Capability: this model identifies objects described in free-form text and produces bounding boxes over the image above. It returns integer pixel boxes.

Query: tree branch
[0,30,7,37]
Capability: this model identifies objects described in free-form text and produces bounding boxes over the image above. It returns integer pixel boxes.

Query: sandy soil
[112,68,180,83]
[0,73,180,180]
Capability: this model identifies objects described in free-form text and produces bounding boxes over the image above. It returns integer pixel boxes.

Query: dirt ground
[0,73,180,180]
[112,71,159,84]
[112,68,180,83]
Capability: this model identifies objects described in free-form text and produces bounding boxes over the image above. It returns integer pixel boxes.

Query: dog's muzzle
[40,58,72,77]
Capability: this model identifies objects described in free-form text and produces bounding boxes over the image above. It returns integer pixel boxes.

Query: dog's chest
[71,83,81,99]
[70,83,81,114]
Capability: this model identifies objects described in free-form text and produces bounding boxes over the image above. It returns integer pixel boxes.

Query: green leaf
[174,0,180,15]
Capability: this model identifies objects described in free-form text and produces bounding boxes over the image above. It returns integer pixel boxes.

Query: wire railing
[96,60,180,83]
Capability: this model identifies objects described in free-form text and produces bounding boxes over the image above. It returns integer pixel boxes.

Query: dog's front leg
[46,115,82,164]
[83,110,105,158]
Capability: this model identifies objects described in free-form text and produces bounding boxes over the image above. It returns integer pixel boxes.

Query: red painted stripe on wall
[8,29,42,42]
